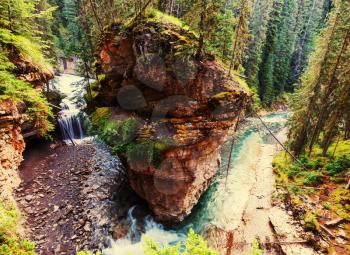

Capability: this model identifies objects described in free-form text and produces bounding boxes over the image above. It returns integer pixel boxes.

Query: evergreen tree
[228,0,253,73]
[289,0,350,156]
[257,0,283,106]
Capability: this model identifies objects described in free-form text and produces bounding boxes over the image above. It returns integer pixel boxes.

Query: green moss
[146,9,198,37]
[126,139,171,168]
[329,187,350,220]
[76,251,101,255]
[328,140,350,157]
[304,212,320,231]
[90,107,112,127]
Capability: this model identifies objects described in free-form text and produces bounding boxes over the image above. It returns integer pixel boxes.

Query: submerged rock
[94,12,251,223]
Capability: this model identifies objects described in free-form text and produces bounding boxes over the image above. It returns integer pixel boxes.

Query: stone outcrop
[1,50,54,201]
[94,14,251,223]
[0,100,26,202]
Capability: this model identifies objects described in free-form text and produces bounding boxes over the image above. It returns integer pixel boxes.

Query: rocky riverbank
[15,140,136,255]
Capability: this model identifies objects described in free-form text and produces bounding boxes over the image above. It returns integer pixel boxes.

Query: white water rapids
[53,74,290,254]
[101,113,290,255]
[53,74,92,144]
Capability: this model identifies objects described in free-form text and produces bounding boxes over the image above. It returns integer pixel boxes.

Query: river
[53,74,290,254]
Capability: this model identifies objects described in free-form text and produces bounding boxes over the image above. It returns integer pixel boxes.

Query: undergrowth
[0,201,35,255]
[273,139,350,231]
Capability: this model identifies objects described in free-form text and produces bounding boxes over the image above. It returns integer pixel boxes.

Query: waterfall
[53,74,92,144]
[103,206,183,255]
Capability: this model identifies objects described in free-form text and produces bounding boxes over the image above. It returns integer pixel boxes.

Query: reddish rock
[95,16,251,223]
[0,100,26,202]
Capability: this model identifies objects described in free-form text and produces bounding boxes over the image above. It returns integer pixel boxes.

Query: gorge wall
[0,53,53,202]
[92,12,251,223]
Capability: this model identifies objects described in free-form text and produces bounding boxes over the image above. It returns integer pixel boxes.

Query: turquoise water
[104,112,289,255]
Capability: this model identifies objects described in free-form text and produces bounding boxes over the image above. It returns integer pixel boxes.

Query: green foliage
[302,172,323,186]
[0,236,35,255]
[325,155,350,176]
[126,140,170,168]
[76,251,101,255]
[142,229,218,255]
[0,68,53,136]
[249,239,263,255]
[304,212,320,231]
[0,201,35,255]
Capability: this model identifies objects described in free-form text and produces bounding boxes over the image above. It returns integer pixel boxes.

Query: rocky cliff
[0,100,26,202]
[0,51,54,201]
[93,11,251,223]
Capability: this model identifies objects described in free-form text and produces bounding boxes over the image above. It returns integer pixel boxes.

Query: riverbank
[15,139,136,254]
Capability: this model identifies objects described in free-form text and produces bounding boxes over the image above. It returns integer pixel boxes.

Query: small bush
[326,155,350,176]
[142,229,218,255]
[76,251,101,255]
[250,239,263,255]
[0,202,35,255]
[303,171,323,185]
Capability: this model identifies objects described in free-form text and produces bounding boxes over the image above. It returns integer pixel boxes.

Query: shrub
[326,155,350,176]
[0,70,53,136]
[0,201,35,255]
[303,171,323,185]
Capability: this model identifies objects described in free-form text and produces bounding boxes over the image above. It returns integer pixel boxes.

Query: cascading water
[53,74,91,144]
[102,112,290,255]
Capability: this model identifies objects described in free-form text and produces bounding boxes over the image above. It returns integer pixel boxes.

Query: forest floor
[15,140,136,255]
[273,141,350,255]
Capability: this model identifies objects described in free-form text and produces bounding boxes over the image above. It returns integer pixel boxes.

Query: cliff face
[0,100,26,202]
[0,52,54,201]
[95,13,251,223]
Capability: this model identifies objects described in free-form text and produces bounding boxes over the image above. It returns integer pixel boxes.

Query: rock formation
[0,51,54,201]
[0,100,26,202]
[94,12,251,223]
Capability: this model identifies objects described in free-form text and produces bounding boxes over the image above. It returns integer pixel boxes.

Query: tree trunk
[158,0,168,12]
[308,28,350,155]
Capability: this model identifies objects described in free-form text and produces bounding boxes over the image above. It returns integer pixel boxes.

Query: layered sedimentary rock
[0,52,54,201]
[0,100,26,202]
[95,13,251,223]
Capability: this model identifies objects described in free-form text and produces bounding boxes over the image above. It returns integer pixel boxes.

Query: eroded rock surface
[0,100,26,202]
[94,15,251,223]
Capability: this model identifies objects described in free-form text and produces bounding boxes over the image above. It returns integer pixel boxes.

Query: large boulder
[94,11,251,223]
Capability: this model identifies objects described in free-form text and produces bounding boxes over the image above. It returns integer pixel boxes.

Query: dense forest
[0,0,349,255]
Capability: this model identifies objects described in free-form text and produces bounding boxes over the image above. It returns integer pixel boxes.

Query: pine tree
[228,0,253,73]
[289,0,350,156]
[257,0,283,106]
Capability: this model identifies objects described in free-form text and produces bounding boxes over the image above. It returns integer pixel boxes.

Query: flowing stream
[53,74,91,144]
[54,74,290,254]
[103,113,290,255]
